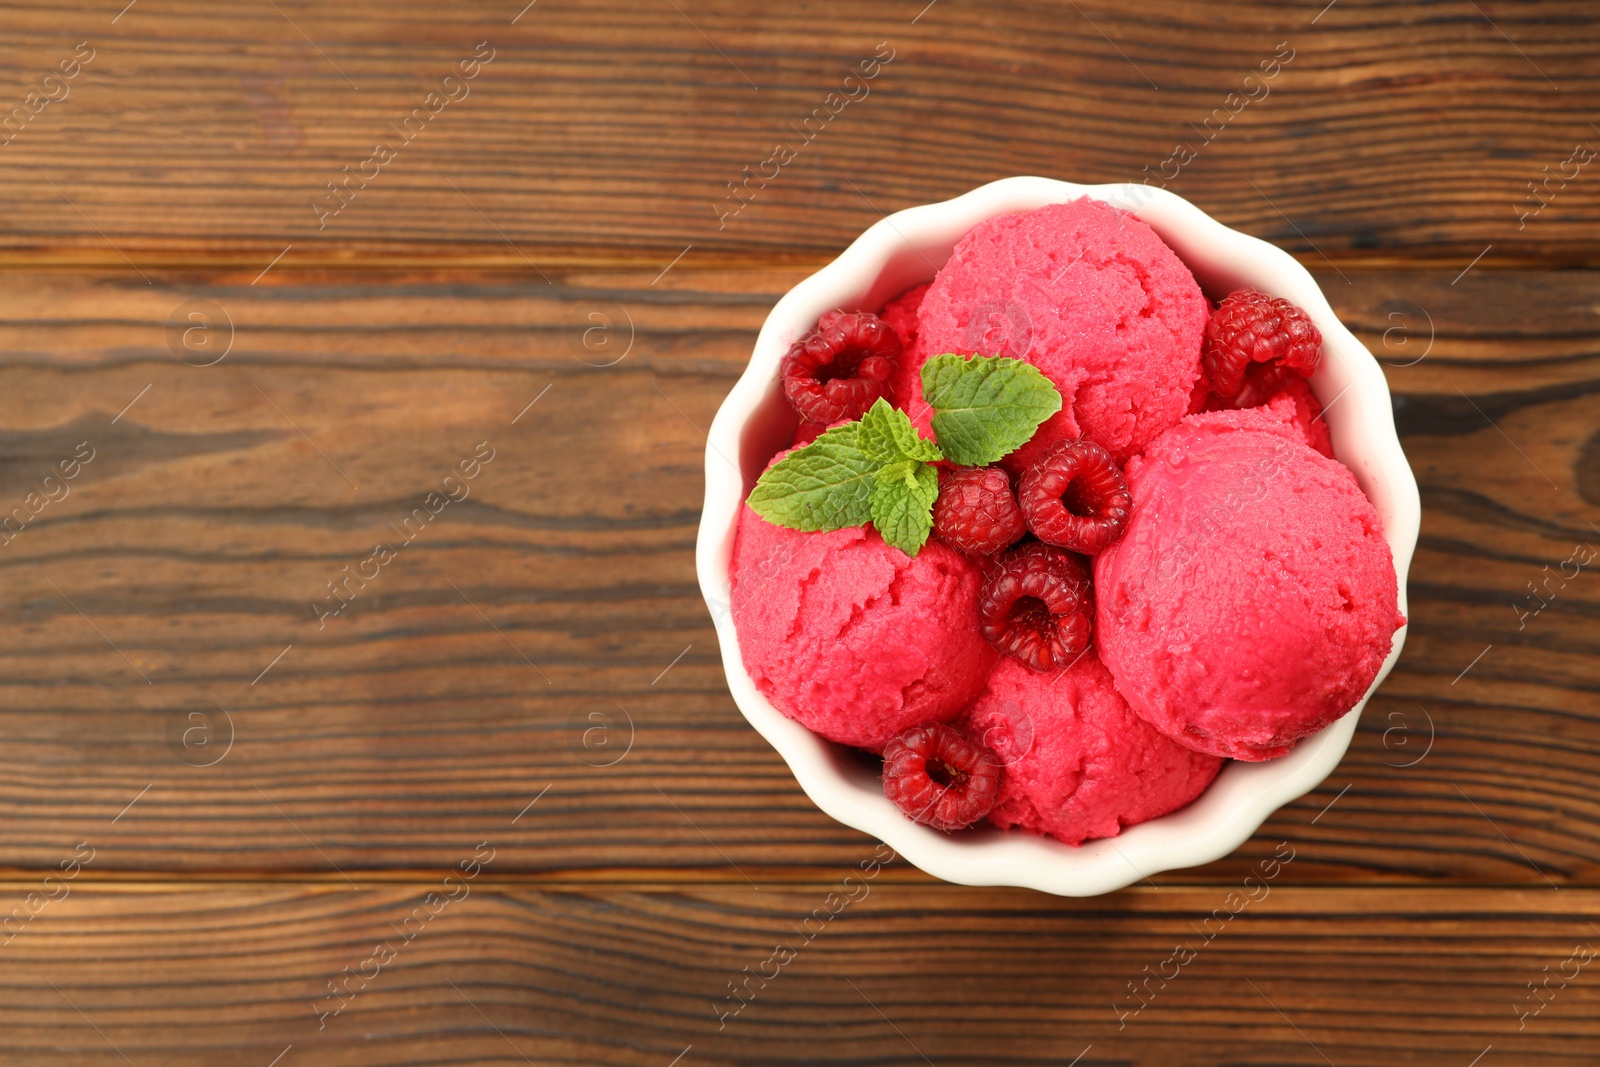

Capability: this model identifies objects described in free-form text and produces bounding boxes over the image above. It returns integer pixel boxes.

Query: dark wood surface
[2,884,1598,1066]
[0,1,1597,1064]
[0,0,1596,268]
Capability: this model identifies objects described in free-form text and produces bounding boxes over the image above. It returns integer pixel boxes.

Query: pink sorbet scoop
[729,504,996,753]
[1094,405,1405,761]
[963,655,1223,845]
[909,197,1208,468]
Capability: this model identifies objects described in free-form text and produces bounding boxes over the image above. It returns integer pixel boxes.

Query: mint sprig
[746,421,878,531]
[747,356,1062,556]
[748,399,942,555]
[921,354,1062,466]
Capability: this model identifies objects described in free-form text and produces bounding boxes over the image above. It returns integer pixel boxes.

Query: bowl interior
[700,177,1418,896]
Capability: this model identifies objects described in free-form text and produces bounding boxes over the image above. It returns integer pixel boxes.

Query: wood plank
[0,268,1593,884]
[0,1,1595,268]
[0,882,1596,1065]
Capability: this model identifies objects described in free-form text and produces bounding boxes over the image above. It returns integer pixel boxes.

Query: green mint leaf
[870,458,939,556]
[921,353,1063,466]
[746,422,876,531]
[747,399,944,552]
[857,397,943,465]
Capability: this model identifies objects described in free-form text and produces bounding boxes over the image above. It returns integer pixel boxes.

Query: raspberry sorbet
[962,656,1223,845]
[1094,405,1406,761]
[909,197,1208,468]
[729,505,996,752]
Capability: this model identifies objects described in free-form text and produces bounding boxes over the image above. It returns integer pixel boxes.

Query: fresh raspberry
[780,310,902,424]
[978,542,1093,671]
[932,466,1027,555]
[1202,289,1322,408]
[881,721,1003,831]
[1018,439,1131,555]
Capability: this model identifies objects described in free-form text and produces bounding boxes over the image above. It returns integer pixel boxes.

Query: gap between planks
[0,248,1574,277]
[0,873,1594,892]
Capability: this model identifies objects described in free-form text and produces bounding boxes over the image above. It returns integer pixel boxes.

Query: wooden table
[0,1,1595,1063]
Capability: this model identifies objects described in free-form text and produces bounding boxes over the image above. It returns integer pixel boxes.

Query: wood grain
[0,882,1596,1065]
[1,0,1596,1058]
[0,0,1595,269]
[0,268,1591,885]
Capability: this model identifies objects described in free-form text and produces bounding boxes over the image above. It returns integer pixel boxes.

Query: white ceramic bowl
[695,176,1419,896]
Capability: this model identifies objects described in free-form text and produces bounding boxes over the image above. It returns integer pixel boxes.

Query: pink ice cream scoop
[1094,406,1405,761]
[962,656,1223,845]
[909,197,1208,468]
[729,505,996,752]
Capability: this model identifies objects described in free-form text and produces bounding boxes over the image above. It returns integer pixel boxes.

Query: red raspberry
[1202,289,1322,408]
[978,542,1093,671]
[780,310,901,424]
[1018,439,1131,555]
[932,466,1027,555]
[881,721,1003,831]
